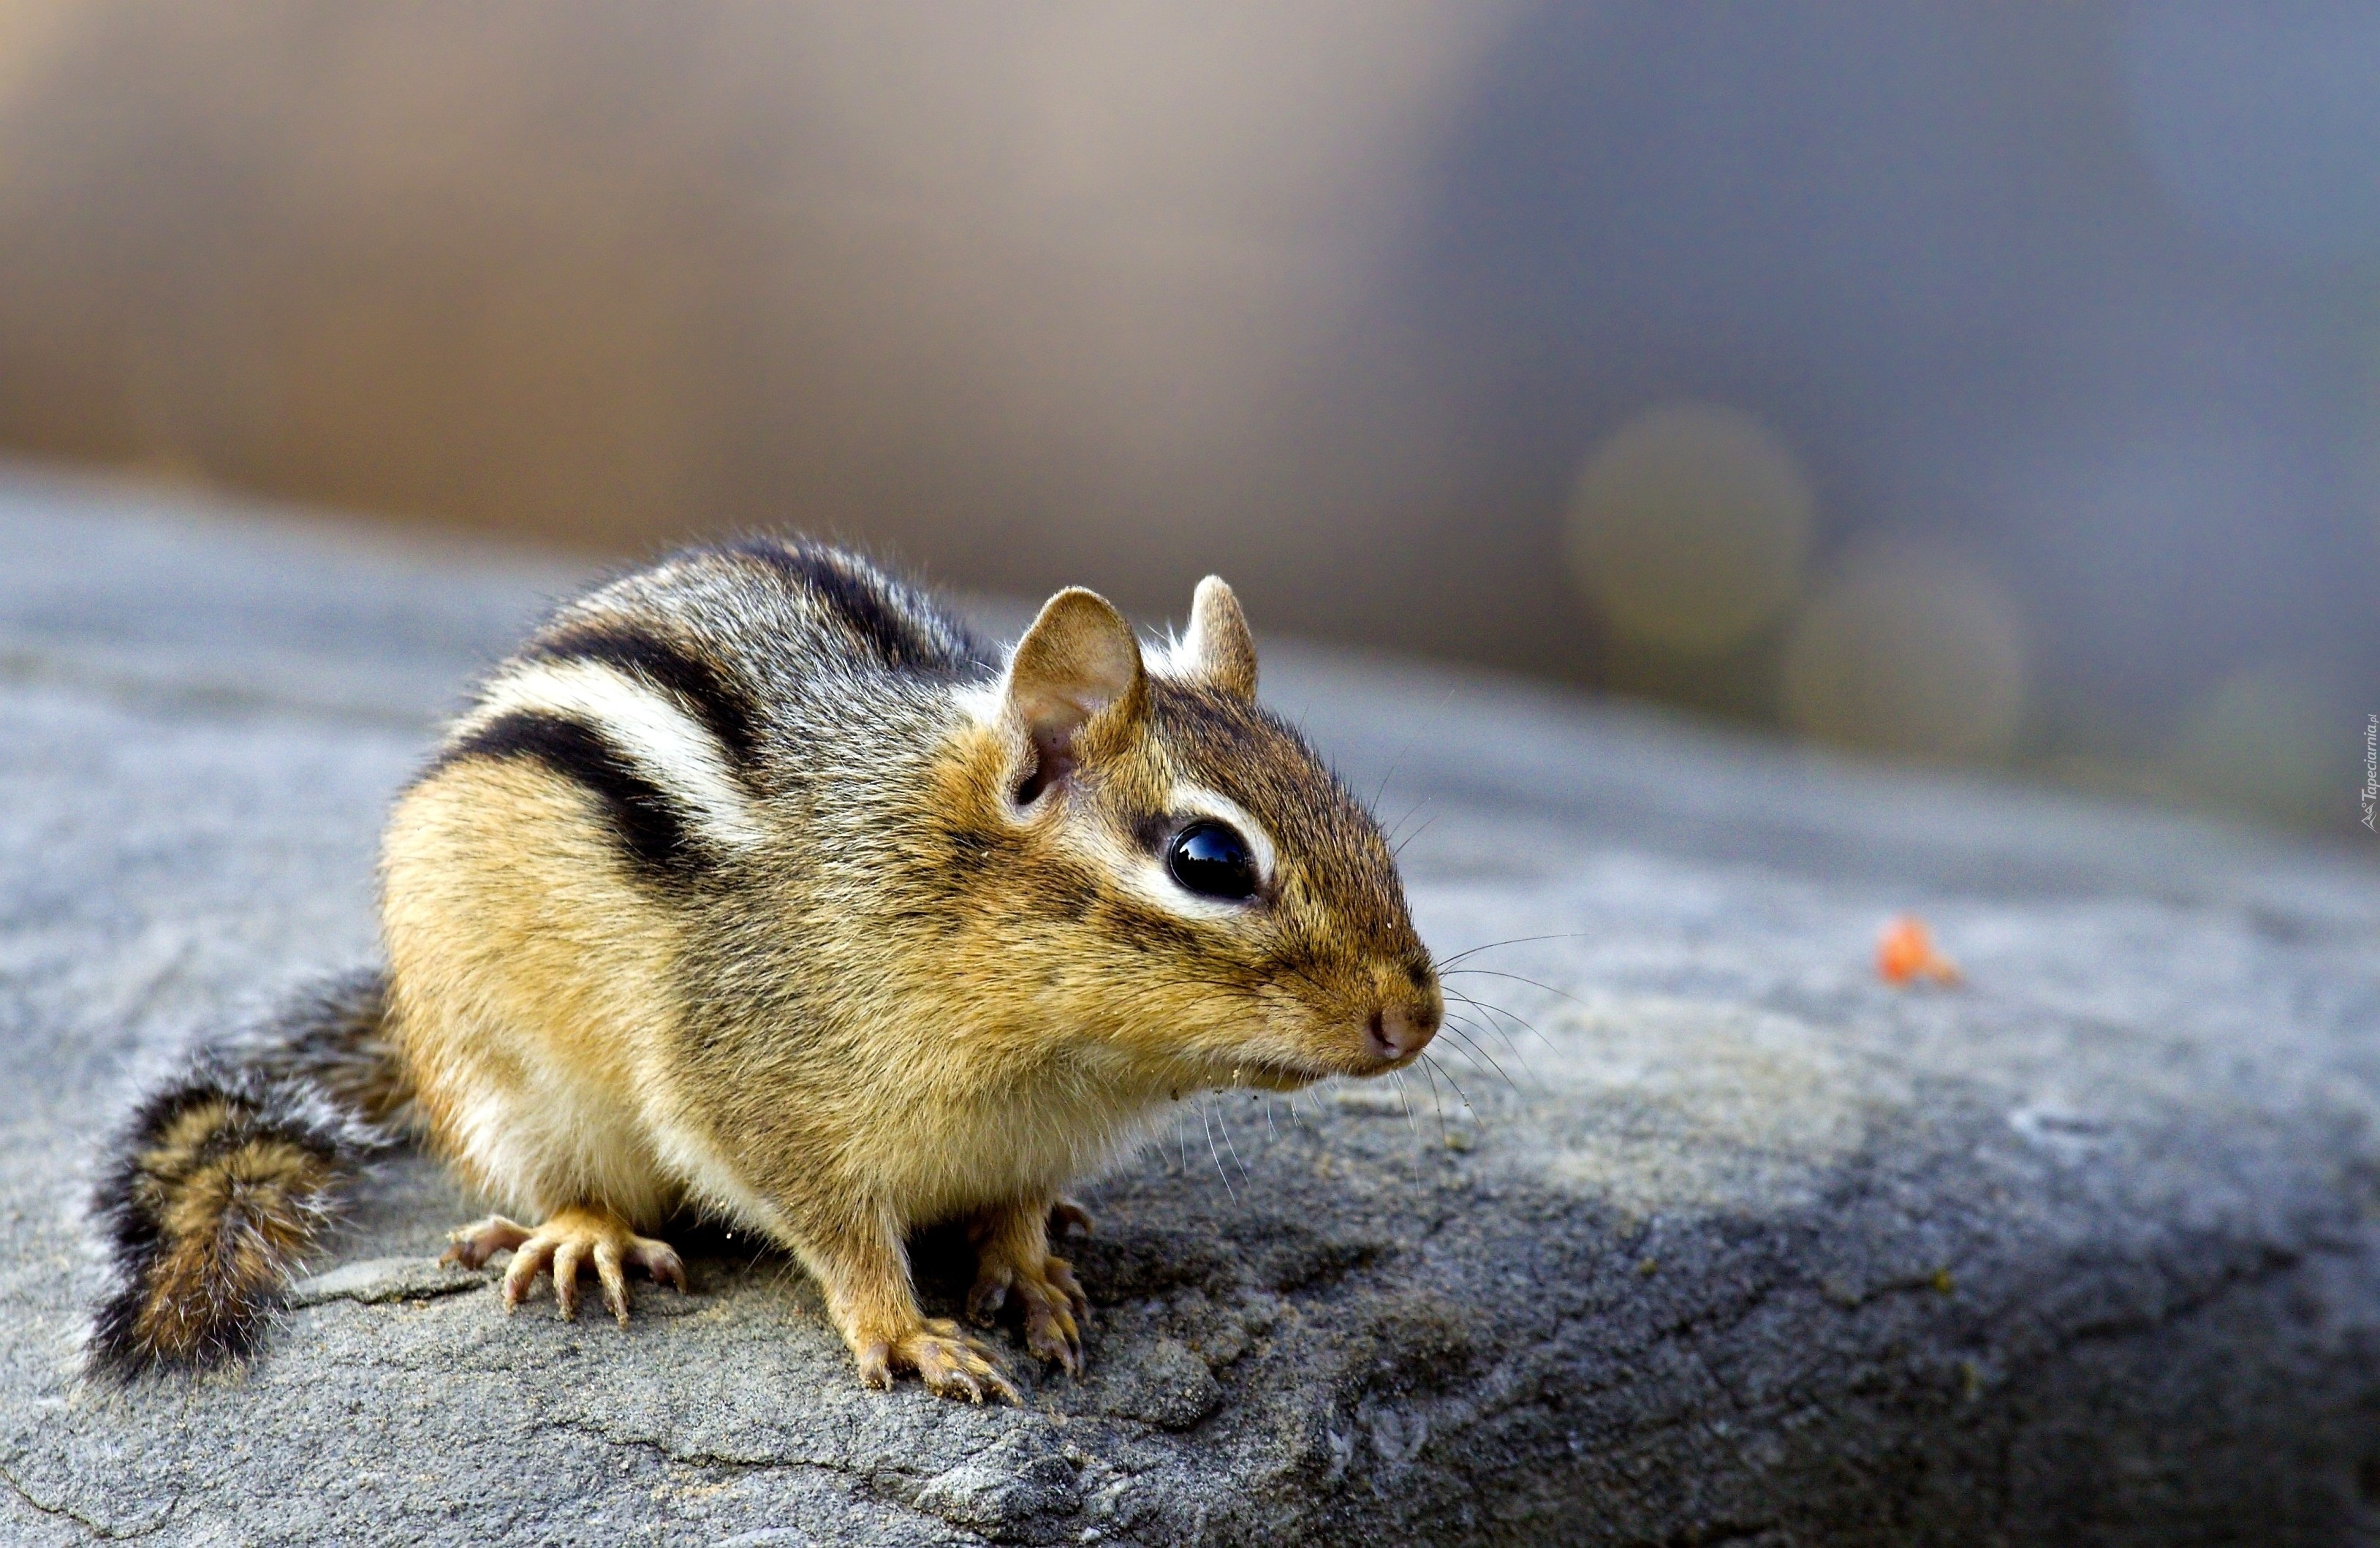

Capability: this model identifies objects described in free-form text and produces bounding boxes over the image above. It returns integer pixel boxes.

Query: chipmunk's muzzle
[1242,956,1441,1082]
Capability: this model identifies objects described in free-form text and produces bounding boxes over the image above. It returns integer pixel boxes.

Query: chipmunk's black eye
[1166,820,1258,901]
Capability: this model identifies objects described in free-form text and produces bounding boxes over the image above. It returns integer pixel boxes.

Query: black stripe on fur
[721,537,990,672]
[527,624,762,770]
[434,710,710,881]
[88,1004,391,1376]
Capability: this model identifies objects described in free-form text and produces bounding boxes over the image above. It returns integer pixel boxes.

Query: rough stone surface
[284,1258,491,1310]
[2,470,2379,1545]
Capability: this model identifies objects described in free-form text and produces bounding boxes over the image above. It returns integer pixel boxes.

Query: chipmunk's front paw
[444,1207,687,1327]
[969,1250,1091,1378]
[854,1318,1020,1405]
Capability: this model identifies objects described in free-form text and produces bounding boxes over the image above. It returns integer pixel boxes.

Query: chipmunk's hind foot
[855,1318,1020,1405]
[445,1207,686,1327]
[968,1252,1089,1378]
[969,1199,1092,1377]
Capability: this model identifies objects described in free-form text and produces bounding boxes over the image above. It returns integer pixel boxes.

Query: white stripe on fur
[460,659,763,848]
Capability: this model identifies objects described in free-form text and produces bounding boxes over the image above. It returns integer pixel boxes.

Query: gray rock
[1092,1338,1224,1432]
[2,469,2379,1544]
[284,1257,490,1308]
[911,1431,1084,1537]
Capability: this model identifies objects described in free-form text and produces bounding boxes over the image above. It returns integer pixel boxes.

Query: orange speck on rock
[1877,914,1962,987]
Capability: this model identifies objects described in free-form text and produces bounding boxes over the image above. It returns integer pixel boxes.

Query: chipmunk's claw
[966,1266,1011,1324]
[1021,1256,1088,1377]
[857,1319,1020,1405]
[441,1215,531,1270]
[1048,1197,1094,1237]
[450,1207,685,1325]
[969,1251,1089,1378]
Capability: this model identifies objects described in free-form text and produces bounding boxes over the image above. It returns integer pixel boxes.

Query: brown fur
[89,1024,384,1375]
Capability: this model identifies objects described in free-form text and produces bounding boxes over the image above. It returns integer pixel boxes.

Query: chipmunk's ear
[1177,576,1257,700]
[1001,587,1148,802]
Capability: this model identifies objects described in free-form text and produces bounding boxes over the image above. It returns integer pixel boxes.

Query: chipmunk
[88,538,1441,1401]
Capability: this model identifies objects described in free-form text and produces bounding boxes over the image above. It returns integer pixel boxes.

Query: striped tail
[88,971,409,1376]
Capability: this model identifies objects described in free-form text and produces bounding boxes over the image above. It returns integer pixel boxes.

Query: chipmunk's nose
[1366,995,1441,1063]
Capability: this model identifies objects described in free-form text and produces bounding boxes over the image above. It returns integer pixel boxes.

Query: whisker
[1444,1001,1536,1082]
[1418,1055,1450,1147]
[1445,985,1543,1034]
[1215,1100,1252,1184]
[1442,967,1585,1007]
[1436,1019,1520,1096]
[1425,1051,1479,1122]
[1383,792,1429,842]
[1392,1070,1419,1140]
[1444,992,1550,1078]
[1391,812,1439,860]
[1430,932,1585,971]
[1443,988,1566,1032]
[1200,1104,1238,1204]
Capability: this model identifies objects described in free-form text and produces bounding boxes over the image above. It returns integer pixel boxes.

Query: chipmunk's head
[950,577,1440,1094]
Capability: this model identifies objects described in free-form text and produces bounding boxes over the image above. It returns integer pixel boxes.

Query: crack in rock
[0,1454,176,1541]
[285,1256,492,1308]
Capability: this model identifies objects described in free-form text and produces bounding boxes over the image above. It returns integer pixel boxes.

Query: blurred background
[0,1,2373,835]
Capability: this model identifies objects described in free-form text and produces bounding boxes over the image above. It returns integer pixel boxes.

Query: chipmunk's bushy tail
[88,970,410,1376]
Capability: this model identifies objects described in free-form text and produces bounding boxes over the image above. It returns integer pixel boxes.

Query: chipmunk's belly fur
[384,764,698,1224]
[382,759,1153,1244]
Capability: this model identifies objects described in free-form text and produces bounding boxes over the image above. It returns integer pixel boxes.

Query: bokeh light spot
[2164,664,2343,828]
[1565,402,1815,655]
[1781,537,2027,762]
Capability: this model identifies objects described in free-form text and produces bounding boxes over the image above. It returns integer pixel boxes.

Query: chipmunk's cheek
[1227,990,1349,1087]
